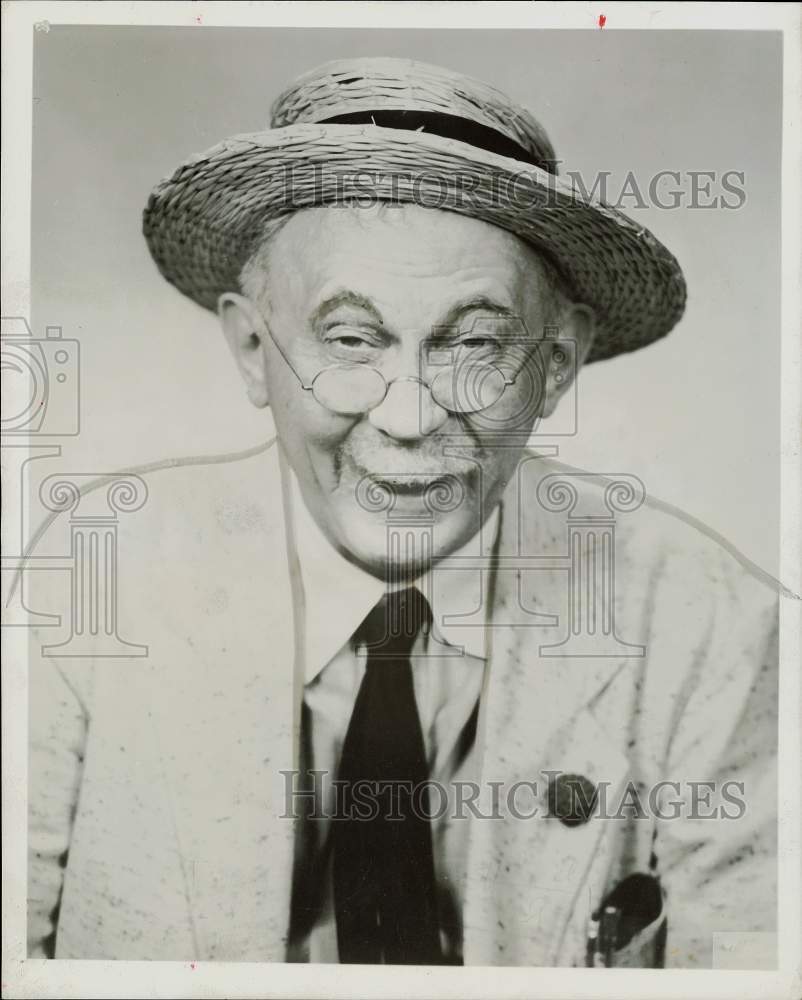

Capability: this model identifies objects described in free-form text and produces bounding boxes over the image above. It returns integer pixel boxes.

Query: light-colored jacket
[27,441,778,966]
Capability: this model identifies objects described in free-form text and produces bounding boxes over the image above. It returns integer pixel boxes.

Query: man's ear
[541,304,596,418]
[217,292,270,408]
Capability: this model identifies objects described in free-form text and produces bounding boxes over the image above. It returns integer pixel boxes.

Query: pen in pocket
[585,905,620,967]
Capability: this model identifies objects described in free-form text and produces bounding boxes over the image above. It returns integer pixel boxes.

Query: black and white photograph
[2,3,800,998]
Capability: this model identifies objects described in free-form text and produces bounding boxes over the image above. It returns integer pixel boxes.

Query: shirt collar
[288,468,499,684]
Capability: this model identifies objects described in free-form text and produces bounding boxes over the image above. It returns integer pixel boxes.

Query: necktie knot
[357,586,432,660]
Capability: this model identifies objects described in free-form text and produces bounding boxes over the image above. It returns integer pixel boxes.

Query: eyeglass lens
[310,361,509,415]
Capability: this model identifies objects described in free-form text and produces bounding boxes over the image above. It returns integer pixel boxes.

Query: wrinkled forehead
[259,203,551,327]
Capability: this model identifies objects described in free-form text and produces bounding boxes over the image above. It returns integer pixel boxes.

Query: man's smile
[367,474,449,494]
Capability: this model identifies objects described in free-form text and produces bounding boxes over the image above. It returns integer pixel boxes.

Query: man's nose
[367,378,449,440]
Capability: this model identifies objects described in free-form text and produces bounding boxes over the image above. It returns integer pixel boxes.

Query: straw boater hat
[143,57,686,363]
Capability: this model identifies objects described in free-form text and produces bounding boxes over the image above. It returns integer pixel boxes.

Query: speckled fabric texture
[27,442,778,966]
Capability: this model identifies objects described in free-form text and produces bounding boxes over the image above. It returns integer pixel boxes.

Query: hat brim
[142,123,686,363]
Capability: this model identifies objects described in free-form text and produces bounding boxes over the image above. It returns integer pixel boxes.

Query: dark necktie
[333,586,443,964]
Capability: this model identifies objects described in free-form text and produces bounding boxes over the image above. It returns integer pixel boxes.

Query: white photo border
[2,3,800,998]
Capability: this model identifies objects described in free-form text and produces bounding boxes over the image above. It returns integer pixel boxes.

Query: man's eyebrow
[309,291,384,327]
[436,296,517,331]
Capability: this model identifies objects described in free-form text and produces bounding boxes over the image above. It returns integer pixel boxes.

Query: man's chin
[332,511,471,583]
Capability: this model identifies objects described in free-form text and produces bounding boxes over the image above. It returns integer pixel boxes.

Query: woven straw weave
[270,58,558,172]
[143,58,686,363]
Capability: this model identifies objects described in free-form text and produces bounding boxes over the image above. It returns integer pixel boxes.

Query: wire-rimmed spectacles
[259,320,536,417]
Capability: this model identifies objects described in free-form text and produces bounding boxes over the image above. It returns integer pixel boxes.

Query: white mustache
[340,438,479,480]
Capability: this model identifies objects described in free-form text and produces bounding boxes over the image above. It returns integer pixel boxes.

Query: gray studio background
[30,27,781,577]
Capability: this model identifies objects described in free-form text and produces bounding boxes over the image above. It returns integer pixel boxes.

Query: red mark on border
[598,14,607,28]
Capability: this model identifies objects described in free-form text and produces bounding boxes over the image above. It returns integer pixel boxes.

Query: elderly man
[28,58,778,969]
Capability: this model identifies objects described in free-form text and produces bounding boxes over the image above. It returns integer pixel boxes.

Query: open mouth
[363,472,471,519]
[367,471,461,495]
[344,454,476,509]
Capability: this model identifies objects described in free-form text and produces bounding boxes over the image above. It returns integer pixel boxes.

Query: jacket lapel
[463,454,633,965]
[148,441,299,960]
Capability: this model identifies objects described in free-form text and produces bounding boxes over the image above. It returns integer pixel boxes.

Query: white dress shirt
[285,469,500,963]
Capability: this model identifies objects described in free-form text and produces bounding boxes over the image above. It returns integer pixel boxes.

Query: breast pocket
[464,705,633,965]
[587,871,667,968]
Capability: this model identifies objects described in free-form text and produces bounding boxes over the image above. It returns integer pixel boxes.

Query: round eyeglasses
[261,321,534,416]
[305,363,516,416]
